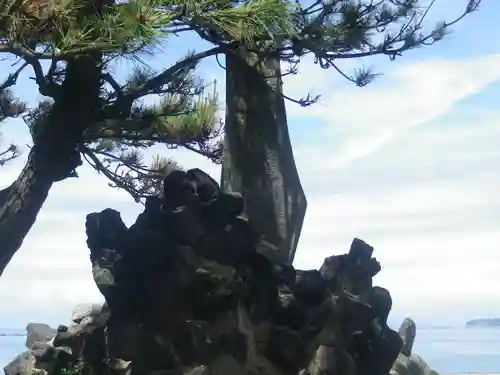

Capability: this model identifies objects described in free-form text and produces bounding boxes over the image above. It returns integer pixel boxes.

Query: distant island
[0,332,24,336]
[466,318,500,328]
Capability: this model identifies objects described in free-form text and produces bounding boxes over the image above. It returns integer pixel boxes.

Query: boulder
[67,305,109,336]
[391,318,439,375]
[71,303,103,324]
[398,317,417,357]
[392,353,438,375]
[4,351,35,375]
[25,323,56,350]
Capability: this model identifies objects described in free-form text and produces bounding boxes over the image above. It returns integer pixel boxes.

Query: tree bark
[0,151,54,276]
[0,55,102,277]
[221,48,307,265]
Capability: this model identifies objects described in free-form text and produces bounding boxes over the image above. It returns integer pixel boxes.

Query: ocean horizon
[2,326,500,373]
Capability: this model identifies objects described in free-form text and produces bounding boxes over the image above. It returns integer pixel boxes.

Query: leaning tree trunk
[0,152,55,276]
[0,55,102,277]
[221,47,307,265]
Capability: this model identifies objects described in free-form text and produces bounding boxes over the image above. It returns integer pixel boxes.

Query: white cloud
[288,53,500,169]
[291,112,500,323]
[2,51,500,329]
[287,53,500,323]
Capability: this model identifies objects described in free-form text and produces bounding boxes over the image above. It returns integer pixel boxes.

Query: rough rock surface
[391,318,438,375]
[6,168,415,375]
[398,318,416,357]
[71,303,103,324]
[25,323,57,349]
[4,351,35,375]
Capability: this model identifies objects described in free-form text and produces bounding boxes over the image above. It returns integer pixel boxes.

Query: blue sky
[1,0,500,329]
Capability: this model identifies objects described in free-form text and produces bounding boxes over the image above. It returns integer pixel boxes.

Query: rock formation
[398,318,416,357]
[5,168,405,375]
[25,323,57,350]
[4,323,59,375]
[391,318,438,375]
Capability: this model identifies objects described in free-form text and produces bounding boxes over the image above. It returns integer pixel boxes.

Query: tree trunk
[0,55,102,277]
[221,48,307,265]
[0,151,54,276]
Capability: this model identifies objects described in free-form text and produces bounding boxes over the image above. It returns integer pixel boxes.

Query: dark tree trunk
[221,48,307,265]
[0,151,54,276]
[0,55,102,277]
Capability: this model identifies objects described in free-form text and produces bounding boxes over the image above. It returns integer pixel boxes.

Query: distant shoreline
[0,333,25,337]
[0,329,26,337]
[465,319,500,328]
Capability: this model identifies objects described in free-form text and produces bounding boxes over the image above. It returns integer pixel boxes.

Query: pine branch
[83,108,223,160]
[0,0,481,197]
[0,144,19,166]
[0,61,28,91]
[283,0,482,87]
[0,75,25,166]
[82,145,181,201]
[0,72,27,118]
[0,0,173,58]
[80,75,223,200]
[124,45,229,100]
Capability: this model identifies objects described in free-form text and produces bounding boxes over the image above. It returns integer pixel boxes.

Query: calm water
[1,328,500,373]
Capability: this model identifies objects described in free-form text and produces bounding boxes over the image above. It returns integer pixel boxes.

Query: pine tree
[0,86,24,166]
[0,0,482,276]
[219,0,482,264]
[0,0,296,276]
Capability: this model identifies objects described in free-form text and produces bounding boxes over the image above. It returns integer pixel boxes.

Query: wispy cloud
[289,53,500,169]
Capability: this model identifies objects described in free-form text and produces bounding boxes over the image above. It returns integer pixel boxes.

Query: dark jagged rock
[294,270,327,307]
[52,332,72,349]
[6,168,411,375]
[56,325,67,333]
[319,238,381,297]
[370,286,392,325]
[86,208,128,262]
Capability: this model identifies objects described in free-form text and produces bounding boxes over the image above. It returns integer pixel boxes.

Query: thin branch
[101,45,231,119]
[0,42,124,61]
[0,145,19,166]
[281,92,320,107]
[102,72,125,101]
[24,55,60,98]
[0,62,29,91]
[86,122,220,145]
[82,147,143,200]
[82,146,165,202]
[90,147,159,175]
[125,45,231,100]
[286,0,480,61]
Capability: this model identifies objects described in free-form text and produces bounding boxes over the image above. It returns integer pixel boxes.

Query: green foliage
[0,0,295,200]
[59,360,86,375]
[0,0,481,199]
[0,72,26,166]
[278,0,482,97]
[0,0,295,57]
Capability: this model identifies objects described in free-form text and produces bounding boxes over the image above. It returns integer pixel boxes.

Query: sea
[1,327,500,373]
